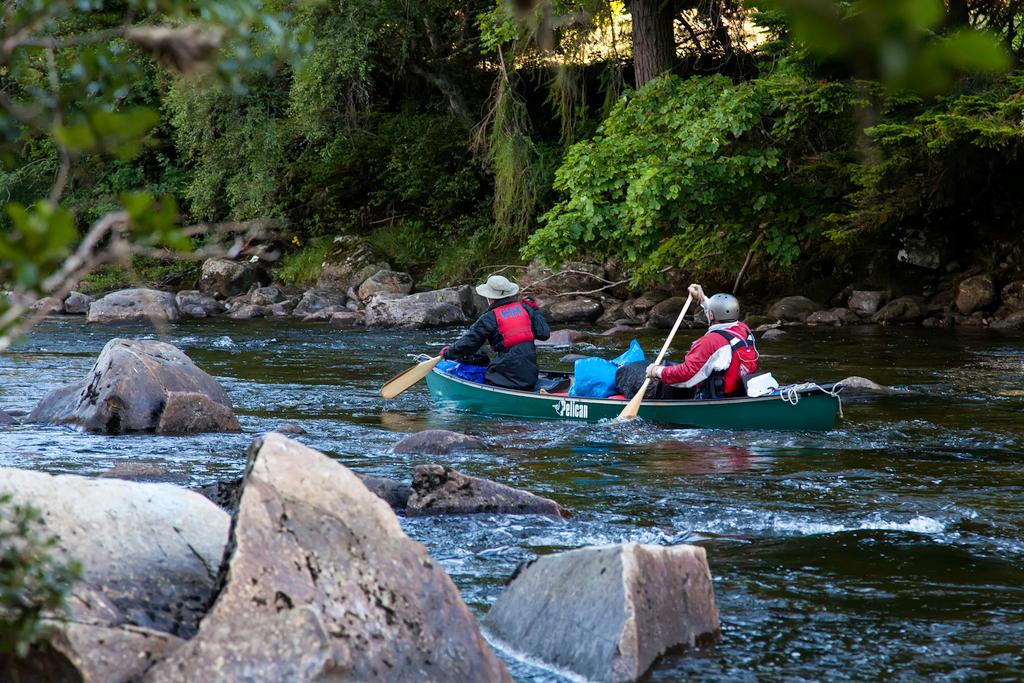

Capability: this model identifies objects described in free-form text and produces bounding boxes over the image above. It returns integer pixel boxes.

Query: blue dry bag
[437,359,488,383]
[568,340,646,398]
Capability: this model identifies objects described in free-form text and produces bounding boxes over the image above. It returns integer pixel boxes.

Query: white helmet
[706,293,740,322]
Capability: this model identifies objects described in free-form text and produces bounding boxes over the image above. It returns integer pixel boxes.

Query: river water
[1,318,1022,681]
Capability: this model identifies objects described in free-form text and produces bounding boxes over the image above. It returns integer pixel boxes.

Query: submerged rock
[406,464,568,518]
[146,434,510,682]
[536,328,584,347]
[273,422,307,435]
[835,376,902,395]
[87,288,178,324]
[483,543,719,683]
[393,429,484,455]
[28,338,240,434]
[760,328,787,342]
[98,461,188,485]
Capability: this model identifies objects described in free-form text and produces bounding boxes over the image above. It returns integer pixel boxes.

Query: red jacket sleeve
[660,334,728,386]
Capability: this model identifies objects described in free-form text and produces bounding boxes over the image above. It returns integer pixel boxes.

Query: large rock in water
[28,338,240,434]
[0,468,229,637]
[647,296,689,328]
[364,286,482,328]
[766,295,824,322]
[87,288,178,323]
[484,543,719,683]
[847,290,890,317]
[545,297,603,323]
[393,429,484,455]
[406,464,568,518]
[145,434,511,683]
[63,291,95,315]
[316,234,389,292]
[956,274,996,315]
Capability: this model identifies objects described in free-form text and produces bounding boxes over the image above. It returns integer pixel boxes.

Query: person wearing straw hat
[441,274,551,390]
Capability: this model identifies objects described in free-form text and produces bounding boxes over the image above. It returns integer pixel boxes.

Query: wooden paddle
[380,354,443,399]
[617,294,694,421]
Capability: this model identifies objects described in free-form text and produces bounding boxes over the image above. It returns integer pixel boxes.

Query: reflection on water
[1,317,1022,681]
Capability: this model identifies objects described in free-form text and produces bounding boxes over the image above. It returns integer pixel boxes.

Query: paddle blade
[380,355,442,399]
[617,377,651,421]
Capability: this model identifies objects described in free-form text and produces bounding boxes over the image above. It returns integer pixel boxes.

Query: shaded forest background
[3,0,1024,298]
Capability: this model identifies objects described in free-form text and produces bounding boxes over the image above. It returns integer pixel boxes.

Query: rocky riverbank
[26,234,1024,333]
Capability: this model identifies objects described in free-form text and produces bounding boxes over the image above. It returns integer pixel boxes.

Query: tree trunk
[631,0,676,87]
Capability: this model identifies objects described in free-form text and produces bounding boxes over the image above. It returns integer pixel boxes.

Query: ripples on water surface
[1,318,1022,681]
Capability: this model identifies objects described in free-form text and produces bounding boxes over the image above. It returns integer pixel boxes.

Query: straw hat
[476,274,520,299]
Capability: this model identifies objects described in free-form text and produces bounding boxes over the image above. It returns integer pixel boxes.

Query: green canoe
[425,368,840,431]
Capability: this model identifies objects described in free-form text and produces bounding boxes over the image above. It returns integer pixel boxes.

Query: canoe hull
[425,370,838,431]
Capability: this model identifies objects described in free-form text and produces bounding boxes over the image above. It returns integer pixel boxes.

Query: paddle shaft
[617,294,694,420]
[379,354,442,399]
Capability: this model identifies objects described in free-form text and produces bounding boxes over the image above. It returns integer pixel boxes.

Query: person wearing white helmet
[441,274,551,390]
[645,283,759,399]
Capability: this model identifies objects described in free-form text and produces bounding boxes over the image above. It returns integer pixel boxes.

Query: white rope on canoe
[778,382,845,419]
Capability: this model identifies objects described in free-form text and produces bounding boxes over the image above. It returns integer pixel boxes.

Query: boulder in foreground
[28,338,240,434]
[146,433,510,682]
[484,543,719,683]
[407,464,568,518]
[0,468,230,638]
[87,288,178,323]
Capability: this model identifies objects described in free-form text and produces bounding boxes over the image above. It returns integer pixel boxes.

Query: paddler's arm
[523,297,550,341]
[446,312,495,360]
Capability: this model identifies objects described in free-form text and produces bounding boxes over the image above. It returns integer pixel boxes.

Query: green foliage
[0,495,80,657]
[274,239,330,287]
[753,0,1010,93]
[530,72,850,282]
[78,256,199,295]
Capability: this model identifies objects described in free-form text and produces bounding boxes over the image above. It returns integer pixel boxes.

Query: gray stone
[274,422,307,435]
[194,478,242,511]
[144,607,345,683]
[561,353,590,363]
[0,411,14,427]
[175,290,225,318]
[269,300,296,317]
[393,429,484,455]
[647,296,689,328]
[874,296,926,324]
[292,288,348,318]
[31,296,64,315]
[623,292,669,324]
[63,291,95,315]
[520,260,606,296]
[301,307,346,322]
[316,234,390,291]
[830,307,861,325]
[198,258,260,300]
[760,328,787,342]
[87,288,178,324]
[249,285,285,306]
[483,543,719,683]
[98,461,187,485]
[0,468,230,638]
[836,376,901,395]
[956,274,996,315]
[357,474,412,511]
[546,297,603,323]
[407,465,567,518]
[228,303,270,319]
[364,287,480,328]
[2,622,184,683]
[766,296,824,322]
[28,338,240,434]
[991,310,1024,329]
[536,328,585,347]
[596,298,627,325]
[1001,280,1024,311]
[357,269,414,301]
[600,325,636,336]
[330,310,365,327]
[847,290,890,317]
[150,433,511,682]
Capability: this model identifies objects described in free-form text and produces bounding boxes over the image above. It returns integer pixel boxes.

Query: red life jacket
[493,301,534,350]
[710,323,758,396]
